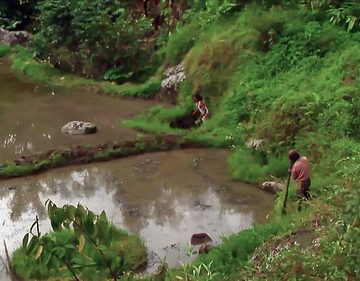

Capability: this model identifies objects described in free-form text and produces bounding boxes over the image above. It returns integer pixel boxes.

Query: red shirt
[291,157,311,182]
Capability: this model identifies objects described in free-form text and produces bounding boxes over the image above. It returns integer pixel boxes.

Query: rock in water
[61,121,97,135]
[191,233,213,245]
[259,181,285,194]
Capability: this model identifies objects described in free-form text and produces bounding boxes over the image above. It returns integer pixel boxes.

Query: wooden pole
[282,166,292,215]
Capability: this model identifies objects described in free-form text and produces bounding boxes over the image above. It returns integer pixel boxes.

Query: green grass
[7,47,161,98]
[0,164,36,177]
[0,44,11,57]
[0,137,191,178]
[118,3,360,280]
[123,105,187,135]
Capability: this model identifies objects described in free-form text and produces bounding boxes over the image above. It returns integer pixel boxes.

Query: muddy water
[0,59,156,162]
[0,149,274,279]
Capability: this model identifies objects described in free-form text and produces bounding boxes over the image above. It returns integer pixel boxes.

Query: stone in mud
[259,181,285,194]
[14,156,28,165]
[0,28,32,46]
[61,121,97,135]
[191,233,213,245]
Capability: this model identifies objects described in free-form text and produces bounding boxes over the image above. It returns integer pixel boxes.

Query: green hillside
[1,0,359,280]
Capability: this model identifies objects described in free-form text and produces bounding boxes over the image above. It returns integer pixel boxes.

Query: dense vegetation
[11,201,147,280]
[1,0,360,280]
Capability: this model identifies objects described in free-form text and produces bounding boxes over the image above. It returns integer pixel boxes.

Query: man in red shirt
[288,150,311,211]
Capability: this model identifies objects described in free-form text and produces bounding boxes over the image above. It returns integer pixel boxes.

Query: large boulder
[191,233,213,245]
[61,121,97,135]
[159,64,186,103]
[0,28,32,46]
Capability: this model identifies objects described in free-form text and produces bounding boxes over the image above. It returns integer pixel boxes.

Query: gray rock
[259,181,285,194]
[245,138,266,150]
[161,72,186,90]
[191,233,213,245]
[61,121,97,135]
[0,28,32,46]
[163,64,184,77]
[161,64,186,94]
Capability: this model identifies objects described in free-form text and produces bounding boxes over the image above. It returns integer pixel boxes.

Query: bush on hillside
[32,0,154,80]
[0,0,37,30]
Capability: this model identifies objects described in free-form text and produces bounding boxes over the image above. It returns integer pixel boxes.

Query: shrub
[0,0,37,30]
[33,0,154,79]
[0,44,11,57]
[163,22,201,65]
[11,201,147,280]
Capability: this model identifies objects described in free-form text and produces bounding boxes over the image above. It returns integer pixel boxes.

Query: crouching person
[192,94,209,125]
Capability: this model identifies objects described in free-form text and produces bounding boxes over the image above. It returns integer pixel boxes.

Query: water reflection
[0,60,157,162]
[0,149,274,280]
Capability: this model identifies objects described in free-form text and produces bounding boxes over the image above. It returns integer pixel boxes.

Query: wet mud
[0,59,156,162]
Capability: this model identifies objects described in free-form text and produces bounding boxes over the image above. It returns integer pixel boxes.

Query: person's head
[193,94,202,102]
[288,149,300,163]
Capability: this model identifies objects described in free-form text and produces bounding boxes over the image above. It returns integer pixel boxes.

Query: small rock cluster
[0,28,31,46]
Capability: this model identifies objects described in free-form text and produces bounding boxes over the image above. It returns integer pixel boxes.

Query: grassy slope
[125,4,360,281]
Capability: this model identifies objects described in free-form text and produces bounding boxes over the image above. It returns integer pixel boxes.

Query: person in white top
[192,94,209,125]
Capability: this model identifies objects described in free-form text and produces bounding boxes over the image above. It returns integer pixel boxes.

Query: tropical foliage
[2,0,360,280]
[11,201,146,281]
[0,0,37,30]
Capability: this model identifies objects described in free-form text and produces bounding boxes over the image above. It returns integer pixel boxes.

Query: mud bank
[0,135,204,179]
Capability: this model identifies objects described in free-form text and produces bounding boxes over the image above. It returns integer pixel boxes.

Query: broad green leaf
[48,256,61,269]
[26,236,39,255]
[96,220,110,242]
[34,245,43,260]
[99,210,108,222]
[73,223,82,238]
[78,234,86,252]
[71,256,96,267]
[46,200,55,218]
[66,205,76,220]
[82,268,100,281]
[63,219,71,229]
[50,214,62,231]
[43,250,52,265]
[22,233,29,249]
[54,247,66,259]
[85,213,96,237]
[111,256,123,273]
[56,208,67,225]
[29,220,39,236]
[75,204,87,224]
